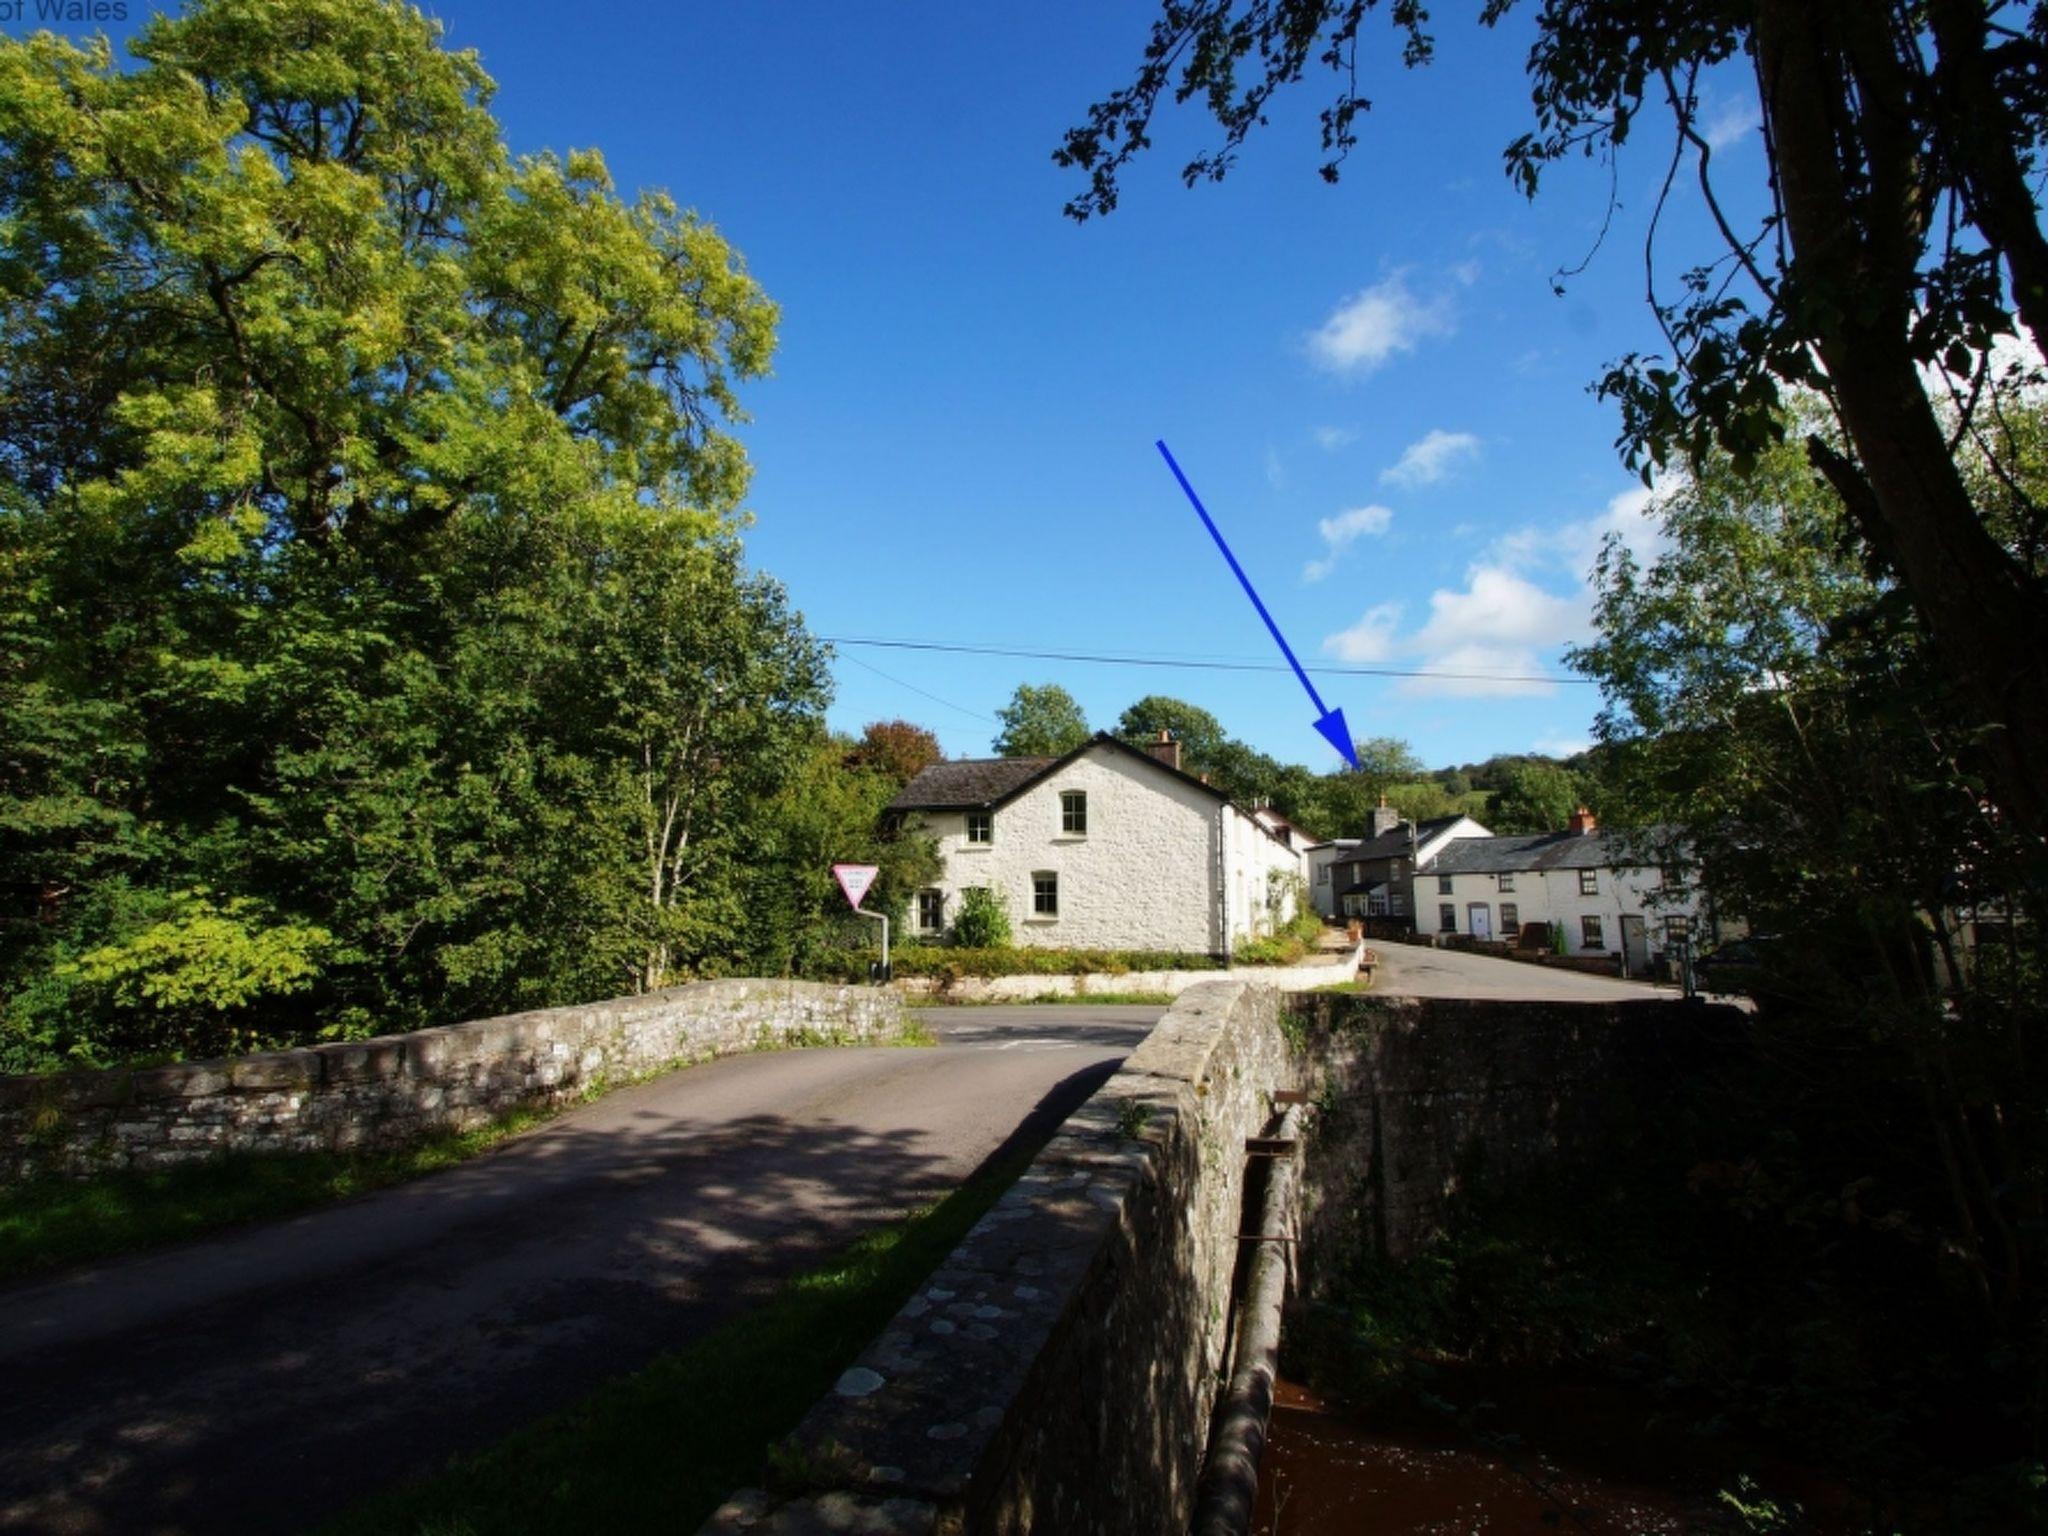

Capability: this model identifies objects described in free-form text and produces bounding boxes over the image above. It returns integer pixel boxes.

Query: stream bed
[1251,1375,1831,1535]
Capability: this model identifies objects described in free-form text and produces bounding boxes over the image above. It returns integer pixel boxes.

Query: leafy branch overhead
[1059,0,2048,844]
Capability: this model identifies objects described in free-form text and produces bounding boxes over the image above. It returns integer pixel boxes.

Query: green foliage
[1115,695,1227,762]
[949,886,1012,949]
[990,683,1090,757]
[0,0,832,1069]
[1484,759,1584,834]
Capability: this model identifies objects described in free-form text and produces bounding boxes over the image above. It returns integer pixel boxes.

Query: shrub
[951,887,1012,948]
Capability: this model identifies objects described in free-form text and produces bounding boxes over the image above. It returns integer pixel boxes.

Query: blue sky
[45,2,1771,771]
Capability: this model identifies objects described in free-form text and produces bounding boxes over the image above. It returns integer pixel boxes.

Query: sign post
[832,863,888,982]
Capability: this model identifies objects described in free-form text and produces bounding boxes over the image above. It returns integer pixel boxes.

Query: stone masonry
[701,979,1303,1536]
[0,979,906,1182]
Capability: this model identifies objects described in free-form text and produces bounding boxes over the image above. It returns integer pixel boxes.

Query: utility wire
[821,634,1597,687]
[834,648,999,724]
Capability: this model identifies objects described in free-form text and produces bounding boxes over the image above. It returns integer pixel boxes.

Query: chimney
[1569,804,1597,836]
[1146,728,1183,772]
[1368,795,1402,839]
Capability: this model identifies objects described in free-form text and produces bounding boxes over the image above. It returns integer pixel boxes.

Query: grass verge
[317,1135,1049,1536]
[0,1101,565,1285]
[905,989,1176,1008]
[1,1025,932,1284]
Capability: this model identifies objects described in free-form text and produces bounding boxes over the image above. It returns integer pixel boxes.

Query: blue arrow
[1155,440,1359,769]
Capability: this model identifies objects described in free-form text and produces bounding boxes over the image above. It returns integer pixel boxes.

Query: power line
[820,634,1597,687]
[834,649,998,724]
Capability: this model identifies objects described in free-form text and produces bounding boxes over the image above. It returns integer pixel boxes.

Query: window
[965,811,992,845]
[1498,872,1515,893]
[1439,903,1457,933]
[1665,916,1691,942]
[1367,889,1389,916]
[1317,865,1330,887]
[1437,874,1454,895]
[1390,891,1408,917]
[916,889,944,933]
[1578,868,1599,896]
[1500,903,1520,938]
[1581,915,1604,948]
[1032,872,1059,916]
[1060,790,1087,834]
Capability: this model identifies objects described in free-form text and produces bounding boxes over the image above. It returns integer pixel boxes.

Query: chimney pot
[1569,805,1597,835]
[1146,730,1183,772]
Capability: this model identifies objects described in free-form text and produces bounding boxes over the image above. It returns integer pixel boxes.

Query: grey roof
[1347,814,1468,862]
[885,756,1053,810]
[1430,828,1682,876]
[887,734,1261,832]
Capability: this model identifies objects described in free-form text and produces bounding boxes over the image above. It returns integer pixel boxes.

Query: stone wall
[0,979,906,1182]
[890,941,1366,1004]
[702,979,1302,1536]
[1290,992,1741,1269]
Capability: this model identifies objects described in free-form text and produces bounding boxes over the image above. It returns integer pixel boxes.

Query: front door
[1467,903,1492,941]
[1620,914,1649,977]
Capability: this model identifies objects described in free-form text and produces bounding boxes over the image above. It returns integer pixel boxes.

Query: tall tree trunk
[1755,0,2048,844]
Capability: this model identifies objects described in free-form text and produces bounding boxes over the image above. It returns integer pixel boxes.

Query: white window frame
[965,811,993,846]
[1498,871,1515,893]
[1578,868,1599,896]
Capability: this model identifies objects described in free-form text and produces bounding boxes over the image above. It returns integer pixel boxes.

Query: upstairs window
[1498,871,1516,893]
[1060,790,1088,834]
[1438,874,1454,895]
[1579,868,1599,896]
[1317,865,1330,887]
[965,811,992,845]
[1032,872,1059,916]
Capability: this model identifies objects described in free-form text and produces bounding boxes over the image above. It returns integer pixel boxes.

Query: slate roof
[884,756,1054,810]
[1346,814,1469,862]
[1430,827,1682,875]
[885,732,1252,824]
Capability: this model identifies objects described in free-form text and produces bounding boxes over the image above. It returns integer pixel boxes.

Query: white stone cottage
[1305,805,1492,922]
[1425,809,1705,977]
[885,733,1305,955]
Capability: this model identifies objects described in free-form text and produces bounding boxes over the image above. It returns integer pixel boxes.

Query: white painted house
[886,733,1304,955]
[1425,809,1705,977]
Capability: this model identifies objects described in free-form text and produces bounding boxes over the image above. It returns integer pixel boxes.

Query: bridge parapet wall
[0,979,905,1182]
[703,978,1301,1536]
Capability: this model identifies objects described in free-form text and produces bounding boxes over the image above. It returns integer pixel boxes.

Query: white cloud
[1263,445,1286,490]
[1318,484,1671,697]
[1324,601,1403,662]
[1494,485,1664,586]
[1701,98,1762,151]
[1307,273,1454,375]
[1380,428,1481,489]
[1302,504,1393,582]
[1451,258,1482,287]
[1313,425,1359,451]
[1533,733,1595,758]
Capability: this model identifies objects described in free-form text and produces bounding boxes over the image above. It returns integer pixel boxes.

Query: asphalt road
[0,1006,1160,1536]
[1370,939,1680,1000]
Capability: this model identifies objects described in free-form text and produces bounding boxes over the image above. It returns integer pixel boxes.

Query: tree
[1115,695,1228,763]
[1571,419,2042,1334]
[992,683,1090,757]
[1351,736,1423,799]
[0,0,817,1067]
[1486,759,1583,834]
[850,719,943,786]
[1058,1,2048,842]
